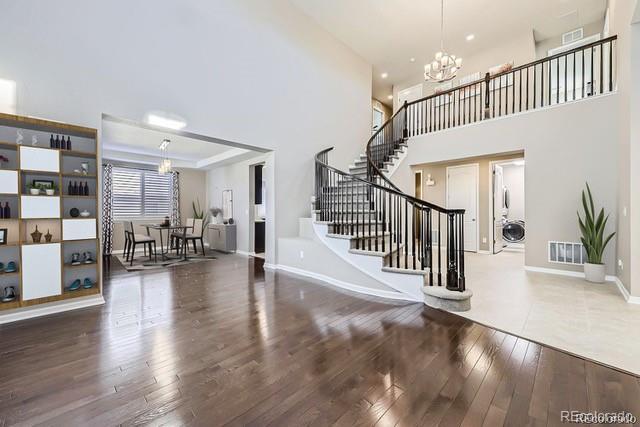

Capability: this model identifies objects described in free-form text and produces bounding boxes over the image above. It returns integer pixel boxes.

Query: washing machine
[503,219,525,243]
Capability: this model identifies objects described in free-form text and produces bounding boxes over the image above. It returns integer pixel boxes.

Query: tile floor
[459,250,640,375]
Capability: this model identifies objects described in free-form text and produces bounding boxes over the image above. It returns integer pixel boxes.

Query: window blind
[112,166,172,219]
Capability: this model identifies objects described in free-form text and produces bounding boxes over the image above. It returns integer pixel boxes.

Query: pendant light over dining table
[158,138,172,174]
[424,0,462,83]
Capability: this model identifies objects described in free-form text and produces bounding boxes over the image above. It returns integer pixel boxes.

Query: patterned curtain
[171,171,181,225]
[101,163,114,255]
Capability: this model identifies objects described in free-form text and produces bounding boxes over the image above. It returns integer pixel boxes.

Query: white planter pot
[584,262,606,283]
[45,189,55,196]
[29,188,40,195]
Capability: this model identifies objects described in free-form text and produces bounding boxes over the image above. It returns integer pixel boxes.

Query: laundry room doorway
[490,158,525,254]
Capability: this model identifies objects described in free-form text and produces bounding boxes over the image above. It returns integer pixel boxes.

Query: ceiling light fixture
[387,95,393,100]
[466,34,475,41]
[381,72,388,79]
[424,0,462,83]
[410,57,416,63]
[145,112,187,130]
[158,138,172,174]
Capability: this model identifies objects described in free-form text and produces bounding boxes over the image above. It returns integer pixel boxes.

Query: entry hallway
[0,255,639,426]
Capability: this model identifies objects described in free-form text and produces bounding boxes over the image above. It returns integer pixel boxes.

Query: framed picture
[0,228,7,245]
[33,179,54,189]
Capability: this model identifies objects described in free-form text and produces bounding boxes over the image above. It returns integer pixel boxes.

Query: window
[112,166,173,219]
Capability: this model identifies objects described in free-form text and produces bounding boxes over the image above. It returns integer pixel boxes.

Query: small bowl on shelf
[29,188,40,195]
[79,210,91,218]
[45,189,55,196]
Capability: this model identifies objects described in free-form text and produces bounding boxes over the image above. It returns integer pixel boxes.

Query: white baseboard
[268,263,422,303]
[477,250,492,255]
[524,265,639,304]
[612,276,640,304]
[0,294,105,325]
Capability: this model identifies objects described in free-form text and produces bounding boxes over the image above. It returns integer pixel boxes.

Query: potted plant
[45,183,57,196]
[27,183,41,195]
[578,183,615,283]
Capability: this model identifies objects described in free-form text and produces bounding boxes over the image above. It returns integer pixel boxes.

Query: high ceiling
[290,0,607,105]
[102,118,264,169]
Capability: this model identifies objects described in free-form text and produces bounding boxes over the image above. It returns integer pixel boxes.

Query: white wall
[393,31,536,111]
[0,0,372,265]
[390,94,619,275]
[502,163,525,221]
[206,152,274,255]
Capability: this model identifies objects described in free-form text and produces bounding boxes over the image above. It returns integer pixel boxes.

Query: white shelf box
[63,218,96,241]
[20,146,60,172]
[0,170,18,194]
[21,243,62,301]
[21,196,61,219]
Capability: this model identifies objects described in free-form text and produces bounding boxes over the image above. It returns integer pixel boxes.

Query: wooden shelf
[0,271,19,277]
[0,300,21,311]
[63,217,96,220]
[62,173,96,178]
[62,287,99,297]
[22,193,60,197]
[62,195,95,199]
[0,218,19,221]
[21,170,60,176]
[64,262,97,269]
[21,240,62,246]
[63,238,97,245]
[61,150,96,158]
[0,142,18,150]
[0,243,21,248]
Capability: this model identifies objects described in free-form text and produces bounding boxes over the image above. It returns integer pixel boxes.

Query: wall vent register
[548,241,587,265]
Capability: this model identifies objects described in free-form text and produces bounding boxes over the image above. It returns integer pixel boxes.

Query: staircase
[309,35,617,308]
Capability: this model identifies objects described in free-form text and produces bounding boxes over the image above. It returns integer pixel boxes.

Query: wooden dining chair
[171,218,194,253]
[173,218,206,256]
[124,222,157,266]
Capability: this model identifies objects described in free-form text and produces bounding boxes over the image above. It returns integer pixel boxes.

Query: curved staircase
[312,107,468,307]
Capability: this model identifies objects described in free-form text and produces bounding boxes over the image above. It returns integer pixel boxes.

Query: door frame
[488,158,525,254]
[445,163,480,253]
[414,170,423,199]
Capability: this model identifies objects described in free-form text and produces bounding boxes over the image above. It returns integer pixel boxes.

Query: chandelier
[158,138,172,174]
[424,0,462,83]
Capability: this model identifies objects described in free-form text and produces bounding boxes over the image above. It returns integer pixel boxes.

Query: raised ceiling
[290,0,607,105]
[102,119,264,169]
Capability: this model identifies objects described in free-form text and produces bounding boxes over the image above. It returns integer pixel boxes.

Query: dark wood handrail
[405,35,618,107]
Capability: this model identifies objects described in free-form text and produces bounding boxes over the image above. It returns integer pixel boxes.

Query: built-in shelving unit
[0,112,101,312]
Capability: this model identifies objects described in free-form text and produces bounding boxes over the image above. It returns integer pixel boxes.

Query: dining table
[142,223,191,262]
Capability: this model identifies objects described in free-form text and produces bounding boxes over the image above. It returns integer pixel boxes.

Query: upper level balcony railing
[403,35,617,138]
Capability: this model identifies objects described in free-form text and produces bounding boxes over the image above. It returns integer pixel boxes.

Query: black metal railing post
[402,101,408,140]
[483,72,491,119]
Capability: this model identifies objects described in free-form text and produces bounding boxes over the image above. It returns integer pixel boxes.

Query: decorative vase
[70,208,80,218]
[31,226,42,243]
[29,188,40,195]
[44,229,52,243]
[45,189,55,196]
[584,262,606,283]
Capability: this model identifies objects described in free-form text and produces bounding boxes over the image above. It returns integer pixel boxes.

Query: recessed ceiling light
[466,34,475,41]
[145,112,187,130]
[387,95,393,100]
[409,57,416,62]
[381,72,388,79]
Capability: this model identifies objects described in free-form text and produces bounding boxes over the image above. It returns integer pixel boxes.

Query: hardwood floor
[1,254,639,426]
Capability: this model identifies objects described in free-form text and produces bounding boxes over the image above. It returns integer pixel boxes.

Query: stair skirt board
[266,264,420,302]
[312,221,424,301]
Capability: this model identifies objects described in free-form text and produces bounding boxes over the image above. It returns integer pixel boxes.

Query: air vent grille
[562,28,584,45]
[548,241,587,265]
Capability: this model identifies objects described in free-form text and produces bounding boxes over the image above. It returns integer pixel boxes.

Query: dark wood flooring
[1,254,639,426]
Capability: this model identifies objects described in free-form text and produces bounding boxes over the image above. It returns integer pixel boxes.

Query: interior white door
[447,165,478,252]
[493,164,505,254]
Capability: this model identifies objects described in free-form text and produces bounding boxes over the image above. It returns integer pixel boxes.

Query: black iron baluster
[404,198,408,268]
[582,49,585,98]
[412,204,416,270]
[590,46,594,96]
[437,213,441,285]
[609,40,613,92]
[564,54,567,103]
[573,52,576,100]
[600,43,604,94]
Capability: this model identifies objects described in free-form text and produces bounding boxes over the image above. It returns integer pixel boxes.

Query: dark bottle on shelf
[84,182,89,196]
[54,135,60,149]
[49,134,54,148]
[60,135,67,150]
[0,203,3,219]
[68,181,74,196]
[3,202,10,219]
[66,136,72,151]
[73,181,79,196]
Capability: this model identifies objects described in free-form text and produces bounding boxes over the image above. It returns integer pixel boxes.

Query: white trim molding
[524,265,639,304]
[267,263,421,303]
[0,295,105,325]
